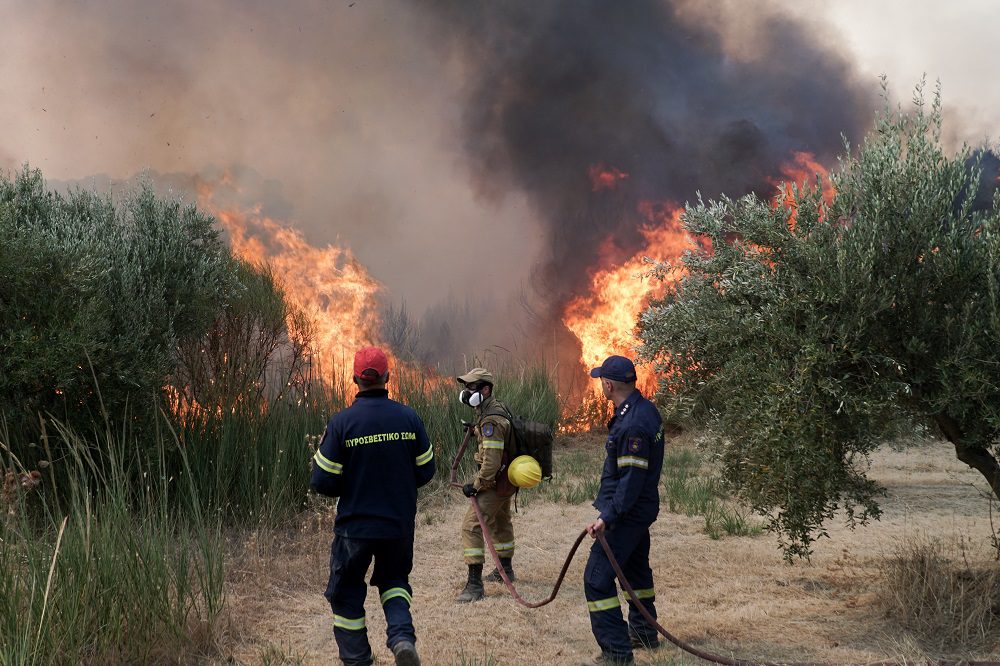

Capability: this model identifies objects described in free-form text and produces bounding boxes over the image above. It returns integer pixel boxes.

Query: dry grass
[875,534,999,651]
[215,435,1000,665]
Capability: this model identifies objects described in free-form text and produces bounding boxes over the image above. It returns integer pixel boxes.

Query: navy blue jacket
[310,389,436,538]
[593,389,664,527]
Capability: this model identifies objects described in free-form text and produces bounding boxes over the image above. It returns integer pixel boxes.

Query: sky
[1,0,997,323]
[786,0,999,147]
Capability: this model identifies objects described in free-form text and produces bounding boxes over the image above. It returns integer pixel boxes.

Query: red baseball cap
[353,347,389,379]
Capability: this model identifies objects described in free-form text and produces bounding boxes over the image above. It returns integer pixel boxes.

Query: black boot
[391,640,421,666]
[484,557,516,583]
[456,564,484,603]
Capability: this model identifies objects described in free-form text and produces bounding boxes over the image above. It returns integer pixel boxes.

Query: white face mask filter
[459,388,484,407]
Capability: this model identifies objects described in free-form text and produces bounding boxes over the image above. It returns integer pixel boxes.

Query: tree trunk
[934,414,1000,501]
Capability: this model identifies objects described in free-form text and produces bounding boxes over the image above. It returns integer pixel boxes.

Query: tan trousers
[461,489,514,564]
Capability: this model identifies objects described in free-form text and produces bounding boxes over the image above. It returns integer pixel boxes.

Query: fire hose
[449,429,999,666]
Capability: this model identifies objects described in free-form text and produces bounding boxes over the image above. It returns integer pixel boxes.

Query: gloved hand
[462,483,478,498]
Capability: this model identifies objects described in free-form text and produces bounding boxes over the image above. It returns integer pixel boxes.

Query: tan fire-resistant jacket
[471,395,510,491]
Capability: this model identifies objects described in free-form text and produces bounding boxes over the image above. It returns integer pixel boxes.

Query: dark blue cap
[590,355,637,382]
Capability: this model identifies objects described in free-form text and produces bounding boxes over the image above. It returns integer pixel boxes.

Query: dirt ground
[220,434,1000,665]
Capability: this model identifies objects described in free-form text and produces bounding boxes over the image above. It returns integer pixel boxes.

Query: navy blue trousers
[325,535,416,666]
[584,521,658,661]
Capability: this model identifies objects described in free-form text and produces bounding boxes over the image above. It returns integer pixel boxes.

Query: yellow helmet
[508,455,542,489]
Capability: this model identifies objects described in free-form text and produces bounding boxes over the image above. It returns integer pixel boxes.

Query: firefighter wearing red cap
[455,367,517,603]
[311,347,436,666]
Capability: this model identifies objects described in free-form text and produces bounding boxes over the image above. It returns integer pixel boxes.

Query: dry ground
[219,434,1000,665]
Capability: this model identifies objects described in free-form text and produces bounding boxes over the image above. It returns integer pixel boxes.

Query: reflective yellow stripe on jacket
[314,451,343,474]
[617,455,648,469]
[482,439,505,450]
[415,447,434,466]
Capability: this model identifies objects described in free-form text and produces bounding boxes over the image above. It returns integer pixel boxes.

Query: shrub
[0,167,238,452]
[171,258,314,416]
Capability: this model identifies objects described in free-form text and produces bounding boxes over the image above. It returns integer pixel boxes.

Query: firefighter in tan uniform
[455,368,517,603]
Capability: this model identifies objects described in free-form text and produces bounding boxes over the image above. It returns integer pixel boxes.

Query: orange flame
[769,151,834,227]
[563,203,690,398]
[196,180,387,386]
[589,163,630,192]
[216,208,385,373]
[564,153,834,407]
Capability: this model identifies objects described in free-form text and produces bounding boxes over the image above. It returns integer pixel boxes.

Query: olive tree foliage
[0,167,239,446]
[638,84,1000,559]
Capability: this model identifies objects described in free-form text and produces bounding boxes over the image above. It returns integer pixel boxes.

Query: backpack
[486,404,554,480]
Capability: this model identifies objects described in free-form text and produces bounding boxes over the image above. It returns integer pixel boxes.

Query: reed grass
[0,413,224,665]
[0,356,561,661]
[176,400,334,526]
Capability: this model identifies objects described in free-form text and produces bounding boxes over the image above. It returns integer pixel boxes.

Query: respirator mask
[459,385,485,407]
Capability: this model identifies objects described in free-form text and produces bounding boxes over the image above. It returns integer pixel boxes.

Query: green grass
[664,474,721,515]
[703,504,763,540]
[534,448,603,505]
[0,414,223,665]
[525,436,762,541]
[661,446,763,539]
[176,398,335,526]
[0,357,561,662]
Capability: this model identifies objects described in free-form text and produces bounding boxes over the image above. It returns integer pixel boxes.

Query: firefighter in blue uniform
[582,355,664,666]
[311,347,436,666]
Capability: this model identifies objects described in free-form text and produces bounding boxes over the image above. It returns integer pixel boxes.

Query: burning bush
[171,257,314,419]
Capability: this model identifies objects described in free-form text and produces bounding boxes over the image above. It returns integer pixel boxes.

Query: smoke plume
[413,0,876,309]
[15,0,998,374]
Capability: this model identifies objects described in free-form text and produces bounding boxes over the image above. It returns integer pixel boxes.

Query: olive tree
[639,85,1000,558]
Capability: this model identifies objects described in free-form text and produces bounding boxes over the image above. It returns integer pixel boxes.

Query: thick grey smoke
[0,0,539,329]
[413,0,877,307]
[8,0,945,376]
